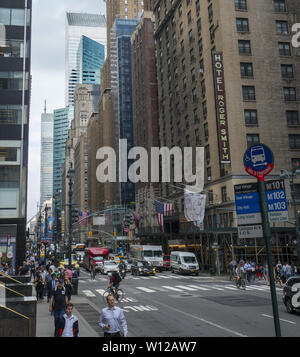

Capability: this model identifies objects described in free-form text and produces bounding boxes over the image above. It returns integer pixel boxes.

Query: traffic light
[72,208,79,224]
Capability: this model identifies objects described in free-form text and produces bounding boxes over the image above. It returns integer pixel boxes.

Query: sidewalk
[36,294,100,337]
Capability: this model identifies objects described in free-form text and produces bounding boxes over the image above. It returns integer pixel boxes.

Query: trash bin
[72,277,79,295]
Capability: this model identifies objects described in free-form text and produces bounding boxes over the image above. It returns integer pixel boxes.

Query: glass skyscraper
[0,0,32,269]
[65,12,106,107]
[78,35,105,85]
[111,18,139,205]
[53,107,72,200]
[40,112,53,206]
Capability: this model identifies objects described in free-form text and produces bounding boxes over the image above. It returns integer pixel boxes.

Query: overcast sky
[27,0,106,221]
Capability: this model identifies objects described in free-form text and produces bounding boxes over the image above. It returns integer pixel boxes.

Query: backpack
[113,271,122,283]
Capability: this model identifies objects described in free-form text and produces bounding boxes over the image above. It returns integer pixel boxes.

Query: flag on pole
[130,211,141,228]
[154,200,174,232]
[78,210,88,226]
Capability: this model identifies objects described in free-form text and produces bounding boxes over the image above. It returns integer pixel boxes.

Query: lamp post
[67,167,75,267]
[280,168,300,267]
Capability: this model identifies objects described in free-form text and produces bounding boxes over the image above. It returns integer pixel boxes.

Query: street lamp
[67,166,75,267]
[280,168,300,267]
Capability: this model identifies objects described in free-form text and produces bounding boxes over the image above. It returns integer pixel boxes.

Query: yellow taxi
[59,254,80,270]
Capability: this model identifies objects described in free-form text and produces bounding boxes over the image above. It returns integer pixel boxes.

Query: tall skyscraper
[40,108,53,206]
[0,0,32,268]
[110,18,139,205]
[78,35,105,85]
[53,106,73,201]
[65,12,106,107]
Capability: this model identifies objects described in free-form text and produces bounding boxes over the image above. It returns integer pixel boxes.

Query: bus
[129,245,164,271]
[83,247,109,271]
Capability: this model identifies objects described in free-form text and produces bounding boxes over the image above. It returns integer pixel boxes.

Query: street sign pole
[257,179,281,337]
[243,144,281,337]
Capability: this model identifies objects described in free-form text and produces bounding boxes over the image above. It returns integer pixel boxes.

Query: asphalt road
[76,268,300,337]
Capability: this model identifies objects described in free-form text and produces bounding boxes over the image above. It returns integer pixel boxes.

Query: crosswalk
[81,283,282,297]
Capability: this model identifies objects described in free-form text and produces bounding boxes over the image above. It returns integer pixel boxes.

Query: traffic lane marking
[261,314,296,325]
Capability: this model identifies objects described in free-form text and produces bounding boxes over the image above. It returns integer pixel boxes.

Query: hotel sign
[212,52,231,164]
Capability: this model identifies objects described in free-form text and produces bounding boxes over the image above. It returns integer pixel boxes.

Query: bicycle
[235,275,246,290]
[102,287,125,303]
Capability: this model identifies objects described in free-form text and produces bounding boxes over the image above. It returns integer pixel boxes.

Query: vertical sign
[212,52,231,164]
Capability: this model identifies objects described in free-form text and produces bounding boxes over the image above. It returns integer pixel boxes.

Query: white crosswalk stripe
[200,285,224,291]
[139,277,151,280]
[215,285,237,291]
[136,287,156,293]
[82,290,96,297]
[158,275,171,279]
[186,285,210,291]
[175,285,198,291]
[95,289,106,295]
[161,286,183,292]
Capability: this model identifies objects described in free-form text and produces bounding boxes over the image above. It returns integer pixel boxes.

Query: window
[278,42,291,56]
[208,190,214,204]
[289,135,300,149]
[202,101,207,117]
[281,64,293,78]
[274,0,286,12]
[242,86,256,100]
[207,166,211,180]
[221,186,227,202]
[240,62,253,77]
[209,25,215,43]
[180,40,184,52]
[247,134,260,147]
[0,105,26,125]
[276,21,288,34]
[208,4,213,22]
[0,8,30,26]
[244,110,258,125]
[197,18,202,34]
[0,72,28,90]
[286,111,299,126]
[235,0,247,11]
[238,40,251,54]
[190,47,195,62]
[191,67,196,82]
[204,122,209,138]
[194,108,200,123]
[284,87,296,101]
[188,29,194,42]
[236,18,249,32]
[195,129,201,145]
[182,58,186,71]
[0,166,20,218]
[205,145,210,162]
[0,39,29,58]
[198,38,203,56]
[201,79,206,98]
[187,10,192,24]
[178,4,182,16]
[179,22,183,34]
[196,0,200,14]
[0,147,18,163]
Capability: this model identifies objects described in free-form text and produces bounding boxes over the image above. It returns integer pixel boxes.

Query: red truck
[83,247,109,271]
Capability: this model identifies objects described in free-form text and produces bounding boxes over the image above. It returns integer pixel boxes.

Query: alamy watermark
[292,24,300,48]
[96,139,204,192]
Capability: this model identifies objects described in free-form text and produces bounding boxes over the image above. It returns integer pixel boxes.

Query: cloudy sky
[27,0,106,221]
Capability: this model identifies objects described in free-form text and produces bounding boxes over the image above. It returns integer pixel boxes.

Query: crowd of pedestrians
[228,258,298,286]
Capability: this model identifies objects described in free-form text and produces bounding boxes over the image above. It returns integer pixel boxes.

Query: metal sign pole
[257,179,281,337]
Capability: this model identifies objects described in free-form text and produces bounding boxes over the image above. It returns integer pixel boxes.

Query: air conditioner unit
[199,68,204,74]
[208,176,211,181]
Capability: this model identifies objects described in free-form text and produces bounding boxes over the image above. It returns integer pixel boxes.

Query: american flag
[154,200,174,232]
[78,210,88,226]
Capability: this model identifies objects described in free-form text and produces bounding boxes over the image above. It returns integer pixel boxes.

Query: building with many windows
[0,0,32,268]
[40,110,53,206]
[65,12,106,107]
[136,0,300,272]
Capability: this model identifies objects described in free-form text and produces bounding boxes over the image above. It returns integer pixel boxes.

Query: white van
[170,251,199,276]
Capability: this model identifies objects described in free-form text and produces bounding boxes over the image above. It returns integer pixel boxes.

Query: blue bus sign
[265,179,288,222]
[244,144,274,180]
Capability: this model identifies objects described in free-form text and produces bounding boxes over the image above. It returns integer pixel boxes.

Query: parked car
[100,261,119,275]
[163,254,170,271]
[131,260,156,276]
[282,276,300,314]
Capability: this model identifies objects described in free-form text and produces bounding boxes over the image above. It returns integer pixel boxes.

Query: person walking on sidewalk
[34,272,44,301]
[46,273,57,303]
[49,279,69,337]
[98,294,128,337]
[64,274,73,302]
[56,303,79,337]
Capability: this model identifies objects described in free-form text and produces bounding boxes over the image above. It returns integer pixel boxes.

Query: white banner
[184,189,206,228]
[93,216,106,226]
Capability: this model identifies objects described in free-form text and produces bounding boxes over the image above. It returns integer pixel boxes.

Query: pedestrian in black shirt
[49,279,69,337]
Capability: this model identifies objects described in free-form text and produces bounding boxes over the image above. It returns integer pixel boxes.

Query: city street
[76,268,300,337]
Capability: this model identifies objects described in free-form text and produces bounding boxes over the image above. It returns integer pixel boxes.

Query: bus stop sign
[243,144,274,180]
